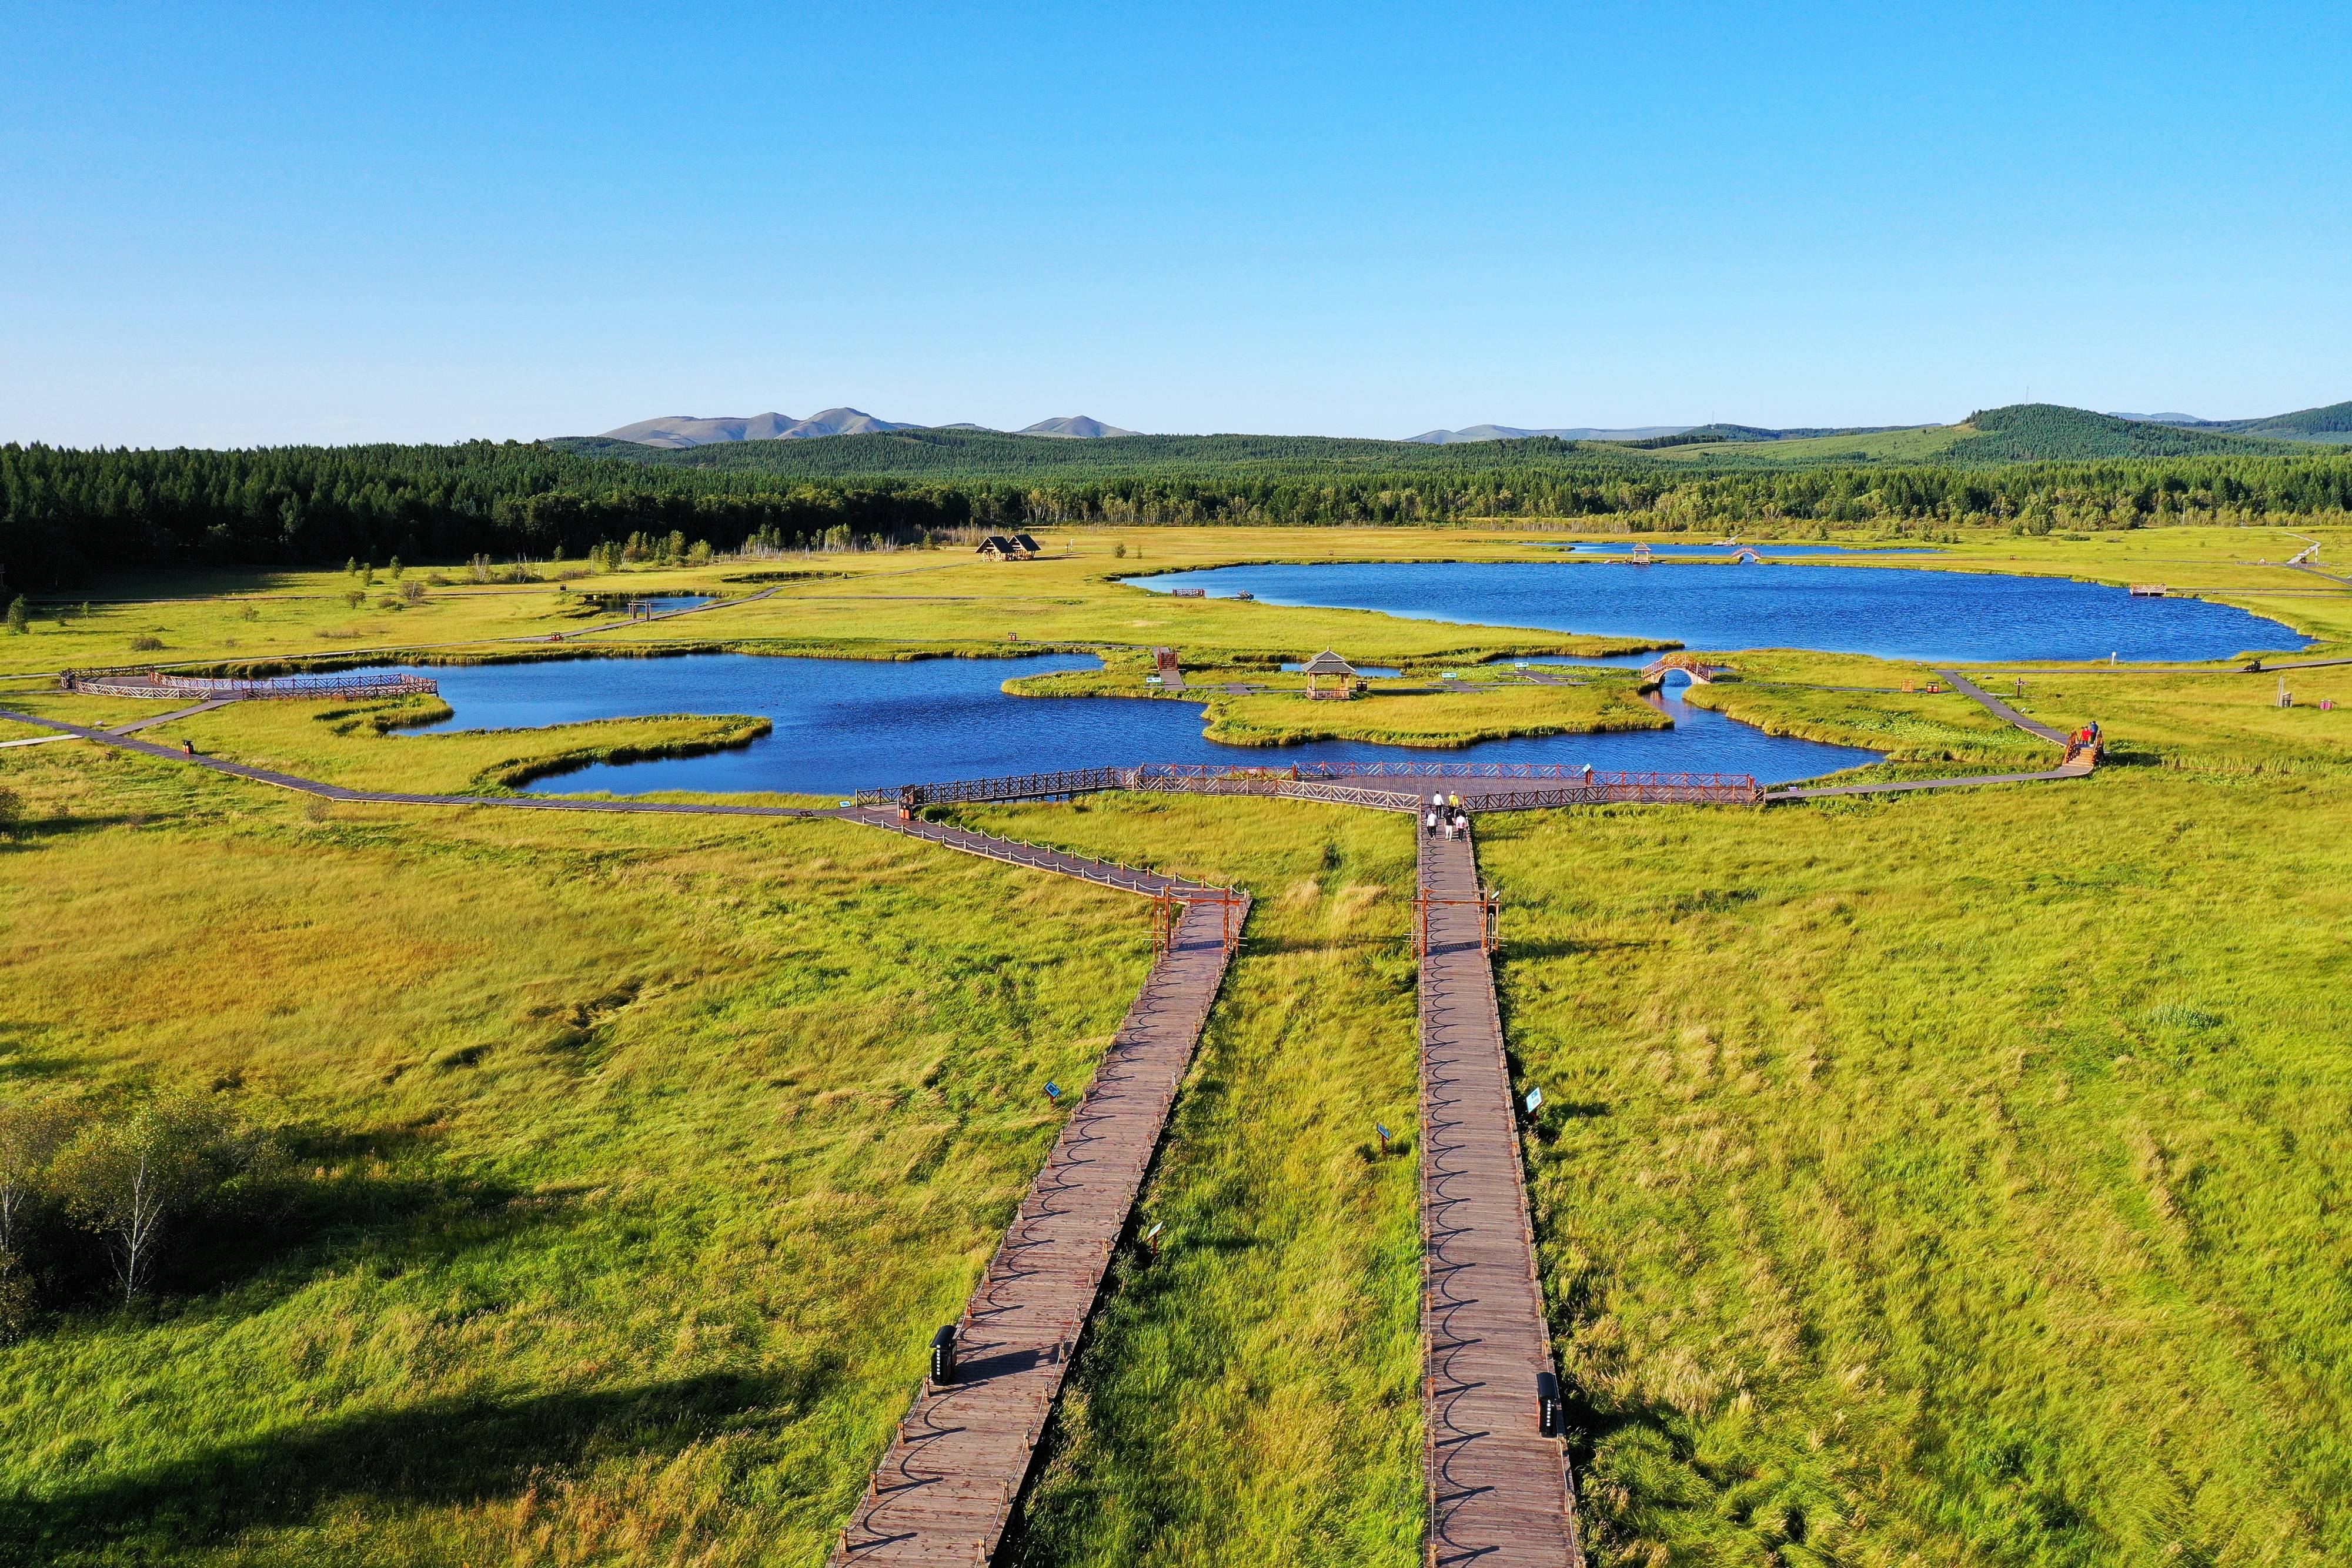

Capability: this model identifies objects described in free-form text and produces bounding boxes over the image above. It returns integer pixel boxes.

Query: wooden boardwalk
[1936,670,2072,744]
[841,807,1214,897]
[0,709,833,819]
[0,698,236,750]
[1418,830,1583,1567]
[1763,672,2096,801]
[827,874,1247,1564]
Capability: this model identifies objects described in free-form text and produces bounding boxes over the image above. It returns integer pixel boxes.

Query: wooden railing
[858,763,1761,811]
[62,670,439,701]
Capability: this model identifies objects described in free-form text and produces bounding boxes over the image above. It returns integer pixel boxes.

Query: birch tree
[54,1094,251,1304]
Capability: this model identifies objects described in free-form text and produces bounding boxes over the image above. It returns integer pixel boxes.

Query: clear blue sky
[4,1,2346,447]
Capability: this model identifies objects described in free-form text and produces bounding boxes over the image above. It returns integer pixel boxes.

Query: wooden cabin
[1301,649,1360,701]
[976,534,1040,562]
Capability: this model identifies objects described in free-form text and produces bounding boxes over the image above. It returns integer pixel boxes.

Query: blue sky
[3,1,2346,446]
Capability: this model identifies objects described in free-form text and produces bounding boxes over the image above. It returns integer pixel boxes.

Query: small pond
[346,653,1880,795]
[583,594,717,615]
[1128,561,2307,665]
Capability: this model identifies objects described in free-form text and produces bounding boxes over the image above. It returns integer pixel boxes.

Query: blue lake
[1128,561,2307,664]
[349,653,1882,795]
[1545,542,1933,557]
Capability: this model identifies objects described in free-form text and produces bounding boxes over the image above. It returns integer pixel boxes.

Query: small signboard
[1144,675,1164,685]
[1441,670,1461,681]
[1524,1087,1544,1116]
[1044,1082,1063,1103]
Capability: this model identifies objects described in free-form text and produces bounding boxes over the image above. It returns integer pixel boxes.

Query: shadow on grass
[0,812,146,847]
[0,1371,802,1560]
[17,1132,547,1322]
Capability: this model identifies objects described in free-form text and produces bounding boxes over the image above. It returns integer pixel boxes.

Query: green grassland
[1480,768,2352,1566]
[4,524,2352,1566]
[0,740,1158,1566]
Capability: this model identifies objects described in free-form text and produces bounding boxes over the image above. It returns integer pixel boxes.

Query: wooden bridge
[1636,652,1720,686]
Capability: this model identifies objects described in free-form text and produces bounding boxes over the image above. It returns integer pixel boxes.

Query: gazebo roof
[1299,650,1357,676]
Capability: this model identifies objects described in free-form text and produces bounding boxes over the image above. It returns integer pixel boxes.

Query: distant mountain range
[582,400,2351,458]
[597,408,1137,447]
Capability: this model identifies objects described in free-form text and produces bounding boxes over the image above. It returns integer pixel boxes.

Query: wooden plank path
[826,825,1247,1564]
[1763,671,2097,801]
[840,806,1215,897]
[1418,829,1583,1567]
[0,709,834,818]
[1936,670,2072,744]
[0,698,237,749]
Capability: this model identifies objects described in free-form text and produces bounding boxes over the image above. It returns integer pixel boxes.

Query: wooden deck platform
[826,877,1247,1564]
[1418,830,1582,1567]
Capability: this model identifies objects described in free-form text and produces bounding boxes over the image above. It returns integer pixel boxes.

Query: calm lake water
[1545,542,1932,557]
[348,653,1881,795]
[1129,561,2307,664]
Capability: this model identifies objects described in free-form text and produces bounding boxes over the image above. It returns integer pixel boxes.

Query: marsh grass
[1480,774,2352,1564]
[1004,663,1669,748]
[0,743,1157,1566]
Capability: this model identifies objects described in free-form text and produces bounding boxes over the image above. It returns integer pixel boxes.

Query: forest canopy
[4,435,2351,592]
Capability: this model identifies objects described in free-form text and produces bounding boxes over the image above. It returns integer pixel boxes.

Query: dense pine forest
[5,420,2351,591]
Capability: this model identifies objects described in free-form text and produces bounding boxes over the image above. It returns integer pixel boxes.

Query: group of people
[2064,718,2103,761]
[1424,791,1471,839]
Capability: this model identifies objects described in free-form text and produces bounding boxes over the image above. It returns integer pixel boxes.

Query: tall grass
[1481,773,2352,1564]
[0,744,1154,1565]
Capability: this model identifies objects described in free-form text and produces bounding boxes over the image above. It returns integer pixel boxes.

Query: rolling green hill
[2217,399,2352,444]
[1943,404,2306,462]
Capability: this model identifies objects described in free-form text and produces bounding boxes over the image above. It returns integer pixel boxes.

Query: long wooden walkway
[1936,670,2071,744]
[827,878,1247,1564]
[0,709,831,819]
[0,698,236,750]
[840,807,1213,897]
[1418,830,1582,1567]
[1761,672,2096,801]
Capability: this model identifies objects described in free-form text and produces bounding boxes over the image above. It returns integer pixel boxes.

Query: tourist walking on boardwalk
[1424,809,1438,837]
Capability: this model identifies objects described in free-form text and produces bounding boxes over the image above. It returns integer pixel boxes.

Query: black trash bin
[931,1325,958,1386]
[1536,1371,1561,1437]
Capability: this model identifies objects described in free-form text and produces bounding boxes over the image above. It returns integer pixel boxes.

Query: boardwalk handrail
[62,670,440,701]
[859,761,1762,810]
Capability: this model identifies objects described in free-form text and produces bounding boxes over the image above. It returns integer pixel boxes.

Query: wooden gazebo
[1301,650,1359,701]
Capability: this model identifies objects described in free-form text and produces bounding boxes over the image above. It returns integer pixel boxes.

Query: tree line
[5,439,2350,590]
